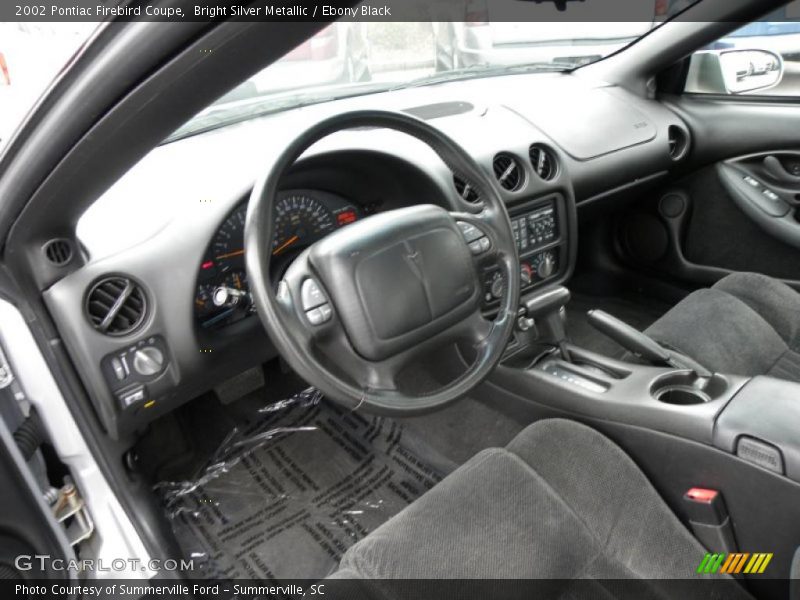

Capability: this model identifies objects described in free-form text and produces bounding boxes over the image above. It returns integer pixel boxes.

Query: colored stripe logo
[697,553,773,574]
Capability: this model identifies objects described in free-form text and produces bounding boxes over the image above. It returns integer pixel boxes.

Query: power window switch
[743,176,760,187]
[762,189,780,201]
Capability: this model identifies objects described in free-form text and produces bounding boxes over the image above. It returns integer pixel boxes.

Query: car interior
[2,0,800,598]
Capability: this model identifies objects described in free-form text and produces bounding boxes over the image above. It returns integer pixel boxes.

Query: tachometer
[211,204,247,267]
[273,194,335,255]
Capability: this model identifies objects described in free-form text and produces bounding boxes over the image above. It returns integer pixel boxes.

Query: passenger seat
[644,272,800,381]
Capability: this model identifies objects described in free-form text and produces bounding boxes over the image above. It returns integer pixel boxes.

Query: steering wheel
[245,110,519,414]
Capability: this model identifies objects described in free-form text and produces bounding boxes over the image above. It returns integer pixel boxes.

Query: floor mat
[567,293,670,359]
[156,388,456,580]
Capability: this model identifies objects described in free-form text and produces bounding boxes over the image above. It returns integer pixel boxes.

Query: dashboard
[195,190,363,329]
[43,70,691,439]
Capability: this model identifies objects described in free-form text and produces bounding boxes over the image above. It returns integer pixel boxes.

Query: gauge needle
[215,249,244,260]
[272,235,299,256]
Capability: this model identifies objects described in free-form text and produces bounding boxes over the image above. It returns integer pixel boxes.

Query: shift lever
[586,309,712,379]
[522,286,571,360]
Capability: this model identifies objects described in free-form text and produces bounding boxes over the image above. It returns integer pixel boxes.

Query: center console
[492,287,800,468]
[469,283,800,589]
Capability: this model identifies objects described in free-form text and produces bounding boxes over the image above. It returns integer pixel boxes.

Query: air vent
[529,144,557,181]
[492,154,524,191]
[85,276,147,336]
[667,125,690,161]
[42,239,73,266]
[453,175,480,204]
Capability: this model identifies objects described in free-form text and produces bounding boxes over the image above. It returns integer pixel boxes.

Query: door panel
[617,95,800,289]
[681,165,800,281]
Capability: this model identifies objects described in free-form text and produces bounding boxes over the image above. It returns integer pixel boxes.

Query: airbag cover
[308,205,478,361]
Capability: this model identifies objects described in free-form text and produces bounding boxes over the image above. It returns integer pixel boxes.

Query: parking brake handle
[587,309,669,363]
[586,309,712,379]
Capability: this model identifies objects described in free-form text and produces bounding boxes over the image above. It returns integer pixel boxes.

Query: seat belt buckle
[683,487,738,554]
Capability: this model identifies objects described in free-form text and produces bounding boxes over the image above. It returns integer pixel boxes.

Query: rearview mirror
[686,49,784,95]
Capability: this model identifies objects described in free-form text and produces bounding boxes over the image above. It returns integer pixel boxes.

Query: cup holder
[651,372,728,405]
[655,386,709,405]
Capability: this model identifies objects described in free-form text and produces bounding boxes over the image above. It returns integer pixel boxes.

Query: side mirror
[686,49,784,95]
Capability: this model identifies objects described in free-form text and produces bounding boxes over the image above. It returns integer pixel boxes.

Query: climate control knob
[535,252,556,279]
[133,347,164,376]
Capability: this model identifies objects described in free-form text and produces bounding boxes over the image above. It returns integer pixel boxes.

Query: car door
[615,7,800,289]
[0,344,76,586]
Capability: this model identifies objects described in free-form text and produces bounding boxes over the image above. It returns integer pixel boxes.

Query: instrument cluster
[194,189,361,328]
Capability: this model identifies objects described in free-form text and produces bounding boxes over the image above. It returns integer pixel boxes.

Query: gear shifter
[522,286,571,361]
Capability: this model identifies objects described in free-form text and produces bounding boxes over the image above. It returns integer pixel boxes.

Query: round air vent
[453,175,480,203]
[492,153,524,191]
[529,144,558,181]
[667,125,690,161]
[85,276,147,336]
[42,239,73,266]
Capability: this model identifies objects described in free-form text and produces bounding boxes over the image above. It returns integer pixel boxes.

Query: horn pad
[308,205,479,361]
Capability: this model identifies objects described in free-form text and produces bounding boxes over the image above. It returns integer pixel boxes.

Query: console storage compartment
[715,376,800,483]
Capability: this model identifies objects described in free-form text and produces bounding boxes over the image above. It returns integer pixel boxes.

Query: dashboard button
[306,308,324,325]
[301,279,327,310]
[478,237,491,253]
[111,357,126,381]
[306,303,333,325]
[318,304,333,322]
[456,221,483,243]
[118,385,146,409]
[468,240,483,255]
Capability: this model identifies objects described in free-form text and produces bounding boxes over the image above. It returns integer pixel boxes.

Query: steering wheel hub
[309,205,479,361]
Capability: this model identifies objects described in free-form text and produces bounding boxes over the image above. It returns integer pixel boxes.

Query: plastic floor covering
[156,388,455,580]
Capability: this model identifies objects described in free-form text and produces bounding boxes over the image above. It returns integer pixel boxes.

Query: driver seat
[328,419,751,598]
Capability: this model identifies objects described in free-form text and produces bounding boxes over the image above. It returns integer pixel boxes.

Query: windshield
[169,14,673,142]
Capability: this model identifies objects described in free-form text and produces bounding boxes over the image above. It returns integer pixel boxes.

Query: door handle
[763,155,800,187]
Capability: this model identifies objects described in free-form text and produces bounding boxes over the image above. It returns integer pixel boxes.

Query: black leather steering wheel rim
[245,110,519,414]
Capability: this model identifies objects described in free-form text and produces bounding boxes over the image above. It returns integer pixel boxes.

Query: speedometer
[272,194,335,256]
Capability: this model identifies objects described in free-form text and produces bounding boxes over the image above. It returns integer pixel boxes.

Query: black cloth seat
[327,419,750,599]
[645,272,800,381]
